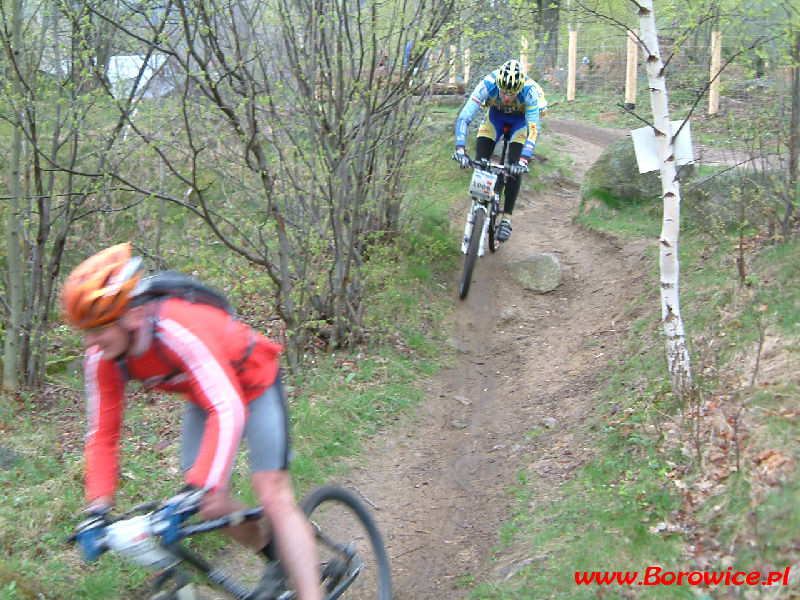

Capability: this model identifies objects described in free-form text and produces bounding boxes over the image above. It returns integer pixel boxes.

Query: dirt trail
[331,118,652,598]
[193,118,648,600]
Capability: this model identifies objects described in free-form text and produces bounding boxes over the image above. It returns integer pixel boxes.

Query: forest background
[1,0,799,598]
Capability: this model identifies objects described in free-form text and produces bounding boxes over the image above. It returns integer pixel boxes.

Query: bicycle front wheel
[487,208,500,253]
[459,208,485,300]
[300,485,392,600]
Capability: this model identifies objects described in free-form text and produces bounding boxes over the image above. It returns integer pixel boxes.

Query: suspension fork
[463,200,489,254]
[475,202,491,256]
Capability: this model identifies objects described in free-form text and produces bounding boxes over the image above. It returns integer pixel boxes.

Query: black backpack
[130,271,235,316]
[117,271,244,386]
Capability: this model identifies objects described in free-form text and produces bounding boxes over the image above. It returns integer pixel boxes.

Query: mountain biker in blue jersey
[453,59,544,242]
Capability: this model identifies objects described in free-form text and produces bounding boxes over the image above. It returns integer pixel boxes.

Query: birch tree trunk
[634,0,693,400]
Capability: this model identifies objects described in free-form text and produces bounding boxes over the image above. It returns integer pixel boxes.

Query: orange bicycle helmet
[61,242,143,329]
[496,59,525,94]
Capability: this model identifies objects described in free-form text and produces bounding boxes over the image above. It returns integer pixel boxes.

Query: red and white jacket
[83,298,282,501]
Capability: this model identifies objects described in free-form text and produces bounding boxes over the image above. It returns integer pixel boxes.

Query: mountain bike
[454,126,514,300]
[69,485,392,600]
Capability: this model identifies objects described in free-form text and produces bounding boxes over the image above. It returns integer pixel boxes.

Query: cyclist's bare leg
[198,489,269,549]
[252,469,321,600]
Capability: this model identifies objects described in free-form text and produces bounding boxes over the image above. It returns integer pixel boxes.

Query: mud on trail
[333,118,652,599]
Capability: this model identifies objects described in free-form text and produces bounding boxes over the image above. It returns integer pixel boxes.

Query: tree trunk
[787,30,799,235]
[535,0,560,72]
[3,0,25,394]
[635,0,694,400]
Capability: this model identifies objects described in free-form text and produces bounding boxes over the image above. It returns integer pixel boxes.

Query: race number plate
[469,169,496,200]
[105,515,177,569]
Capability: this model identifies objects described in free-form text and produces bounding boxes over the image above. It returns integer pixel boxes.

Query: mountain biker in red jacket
[61,242,321,600]
[454,59,544,242]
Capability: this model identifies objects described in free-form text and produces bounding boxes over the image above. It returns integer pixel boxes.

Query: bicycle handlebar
[179,507,263,536]
[68,498,263,567]
[453,154,510,174]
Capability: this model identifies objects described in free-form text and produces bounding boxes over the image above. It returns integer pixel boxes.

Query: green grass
[467,388,692,598]
[0,117,461,598]
[575,198,663,238]
[465,84,800,596]
[3,81,797,599]
[288,349,429,487]
[548,83,790,154]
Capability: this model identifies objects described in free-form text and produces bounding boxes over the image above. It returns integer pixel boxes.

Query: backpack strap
[231,334,256,371]
[120,299,256,389]
[114,357,132,382]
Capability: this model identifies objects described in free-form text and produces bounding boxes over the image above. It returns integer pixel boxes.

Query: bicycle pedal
[321,558,348,592]
[150,567,194,600]
[175,584,196,600]
[253,561,288,600]
[149,584,195,600]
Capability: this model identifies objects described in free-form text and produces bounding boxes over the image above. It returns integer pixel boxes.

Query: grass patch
[471,112,800,597]
[288,348,428,488]
[471,444,687,599]
[575,197,663,239]
[0,114,460,599]
[547,86,768,151]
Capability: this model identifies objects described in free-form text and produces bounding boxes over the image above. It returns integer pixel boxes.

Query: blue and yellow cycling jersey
[455,68,544,159]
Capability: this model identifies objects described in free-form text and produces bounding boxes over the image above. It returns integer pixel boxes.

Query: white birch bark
[635,0,693,399]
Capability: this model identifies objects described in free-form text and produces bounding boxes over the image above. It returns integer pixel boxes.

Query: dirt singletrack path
[330,117,653,599]
[189,118,649,600]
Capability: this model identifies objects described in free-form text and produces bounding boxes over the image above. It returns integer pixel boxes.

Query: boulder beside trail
[580,136,696,206]
[507,253,562,293]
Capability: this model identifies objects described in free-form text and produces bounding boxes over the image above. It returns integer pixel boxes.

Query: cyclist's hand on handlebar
[509,158,529,175]
[453,147,470,169]
[154,485,206,545]
[159,484,205,516]
[72,505,111,562]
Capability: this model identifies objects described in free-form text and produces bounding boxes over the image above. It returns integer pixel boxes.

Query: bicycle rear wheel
[300,485,392,600]
[459,208,485,300]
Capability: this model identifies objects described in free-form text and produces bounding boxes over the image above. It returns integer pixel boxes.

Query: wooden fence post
[567,29,577,102]
[625,29,638,109]
[520,37,529,74]
[709,31,722,116]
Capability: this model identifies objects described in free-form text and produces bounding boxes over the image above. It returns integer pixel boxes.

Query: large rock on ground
[580,137,696,206]
[507,253,562,293]
[0,446,21,470]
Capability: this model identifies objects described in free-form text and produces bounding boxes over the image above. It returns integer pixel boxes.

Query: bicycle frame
[98,499,268,599]
[165,509,362,600]
[463,128,512,257]
[71,484,392,600]
[164,510,267,599]
[457,128,514,299]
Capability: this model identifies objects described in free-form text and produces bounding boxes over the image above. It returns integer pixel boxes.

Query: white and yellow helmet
[497,59,525,94]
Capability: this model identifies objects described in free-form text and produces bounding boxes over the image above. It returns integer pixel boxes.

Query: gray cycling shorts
[180,372,291,475]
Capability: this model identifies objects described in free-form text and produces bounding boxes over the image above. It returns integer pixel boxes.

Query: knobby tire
[300,485,392,600]
[459,208,485,300]
[488,207,499,254]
